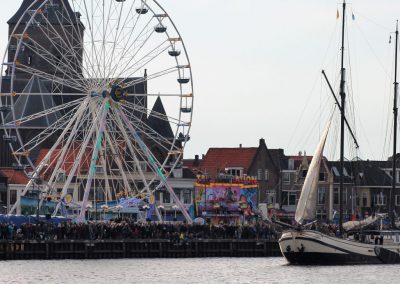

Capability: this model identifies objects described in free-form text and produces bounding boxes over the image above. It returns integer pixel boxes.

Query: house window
[334,188,339,205]
[182,189,192,204]
[282,191,296,206]
[343,209,350,220]
[95,166,104,174]
[396,195,400,206]
[226,167,242,176]
[302,169,307,178]
[28,55,32,65]
[317,187,326,205]
[373,193,386,206]
[137,162,147,172]
[283,172,290,184]
[155,191,161,201]
[333,188,347,205]
[316,209,327,220]
[288,159,294,170]
[257,169,263,180]
[56,171,66,182]
[319,172,325,181]
[342,188,347,205]
[266,191,275,205]
[162,192,171,204]
[288,192,296,205]
[362,192,368,207]
[265,170,269,181]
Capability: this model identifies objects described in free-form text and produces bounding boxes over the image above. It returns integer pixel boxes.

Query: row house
[281,153,398,223]
[186,138,286,208]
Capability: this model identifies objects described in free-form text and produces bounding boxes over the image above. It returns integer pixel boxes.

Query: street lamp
[172,204,179,221]
[157,204,165,222]
[32,178,43,223]
[115,205,123,219]
[100,205,109,220]
[143,204,150,221]
[86,203,93,220]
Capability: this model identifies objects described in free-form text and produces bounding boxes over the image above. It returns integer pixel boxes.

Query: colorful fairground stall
[194,175,259,225]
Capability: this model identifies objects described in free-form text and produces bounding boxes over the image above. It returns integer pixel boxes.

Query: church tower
[1,0,84,167]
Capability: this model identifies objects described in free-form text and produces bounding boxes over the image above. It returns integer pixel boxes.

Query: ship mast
[339,0,346,235]
[390,21,399,228]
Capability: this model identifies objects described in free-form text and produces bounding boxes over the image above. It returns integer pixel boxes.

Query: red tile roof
[0,168,29,184]
[35,146,92,177]
[200,147,258,176]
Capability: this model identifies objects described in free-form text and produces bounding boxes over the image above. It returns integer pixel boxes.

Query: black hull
[279,230,400,265]
[283,251,382,265]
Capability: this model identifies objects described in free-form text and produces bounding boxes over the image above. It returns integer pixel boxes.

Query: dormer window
[226,167,243,176]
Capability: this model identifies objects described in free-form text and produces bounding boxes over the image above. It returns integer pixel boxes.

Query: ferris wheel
[0,0,194,222]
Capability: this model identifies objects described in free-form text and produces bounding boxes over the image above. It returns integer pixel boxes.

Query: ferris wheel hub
[101,83,128,103]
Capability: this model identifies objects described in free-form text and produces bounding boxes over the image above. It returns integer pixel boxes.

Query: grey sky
[1,0,400,161]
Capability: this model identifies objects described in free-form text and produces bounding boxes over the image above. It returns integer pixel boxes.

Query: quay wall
[0,239,280,260]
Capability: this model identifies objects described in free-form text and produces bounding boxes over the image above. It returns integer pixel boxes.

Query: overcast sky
[2,1,400,161]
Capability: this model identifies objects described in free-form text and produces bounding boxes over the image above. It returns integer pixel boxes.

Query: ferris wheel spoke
[40,11,89,80]
[104,16,154,82]
[122,99,183,125]
[35,12,93,85]
[9,98,90,214]
[116,108,166,171]
[16,107,78,153]
[122,66,178,90]
[37,100,91,184]
[14,64,85,92]
[117,107,191,222]
[107,39,169,86]
[21,40,86,87]
[118,107,177,152]
[2,96,84,128]
[103,129,134,197]
[103,0,138,81]
[111,110,153,193]
[79,0,103,86]
[78,100,111,220]
[53,99,107,216]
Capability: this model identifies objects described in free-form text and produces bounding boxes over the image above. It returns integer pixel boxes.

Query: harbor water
[1,257,399,284]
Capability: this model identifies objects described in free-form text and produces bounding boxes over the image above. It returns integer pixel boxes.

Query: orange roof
[35,146,92,177]
[288,155,313,160]
[200,147,258,176]
[0,168,29,184]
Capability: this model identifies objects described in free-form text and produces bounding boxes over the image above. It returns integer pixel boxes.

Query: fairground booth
[194,175,259,225]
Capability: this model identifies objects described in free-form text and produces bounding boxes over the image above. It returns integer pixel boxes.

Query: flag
[352,12,355,21]
[336,9,339,19]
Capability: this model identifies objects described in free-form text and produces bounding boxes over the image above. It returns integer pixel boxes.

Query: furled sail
[343,215,380,231]
[295,118,332,224]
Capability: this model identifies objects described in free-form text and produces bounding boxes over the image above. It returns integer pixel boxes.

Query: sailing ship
[278,1,400,265]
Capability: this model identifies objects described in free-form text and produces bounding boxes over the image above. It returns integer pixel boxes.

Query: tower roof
[147,96,174,139]
[5,75,61,127]
[8,0,81,25]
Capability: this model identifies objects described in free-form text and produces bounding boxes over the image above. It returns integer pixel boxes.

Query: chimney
[194,155,199,166]
[239,144,242,148]
[259,138,266,146]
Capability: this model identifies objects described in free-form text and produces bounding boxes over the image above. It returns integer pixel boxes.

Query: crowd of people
[0,220,279,242]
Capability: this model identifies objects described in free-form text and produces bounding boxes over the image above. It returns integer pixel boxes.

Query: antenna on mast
[339,0,346,236]
[390,20,399,228]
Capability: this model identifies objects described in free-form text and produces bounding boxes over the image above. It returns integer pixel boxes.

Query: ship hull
[279,230,400,265]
